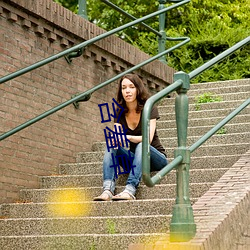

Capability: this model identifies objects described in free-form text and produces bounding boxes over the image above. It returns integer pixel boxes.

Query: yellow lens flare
[141,235,194,249]
[46,188,91,217]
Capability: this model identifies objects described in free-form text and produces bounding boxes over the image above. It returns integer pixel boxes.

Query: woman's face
[121,78,137,104]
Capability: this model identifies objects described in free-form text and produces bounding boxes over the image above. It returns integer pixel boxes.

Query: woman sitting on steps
[94,73,168,201]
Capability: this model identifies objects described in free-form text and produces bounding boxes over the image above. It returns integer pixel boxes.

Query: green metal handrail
[98,0,190,64]
[189,98,250,153]
[142,35,250,186]
[141,35,250,241]
[0,0,189,85]
[100,0,161,37]
[0,37,190,141]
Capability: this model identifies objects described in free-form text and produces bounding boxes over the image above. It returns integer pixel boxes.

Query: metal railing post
[170,71,196,241]
[158,0,167,64]
[78,0,88,19]
[64,0,88,62]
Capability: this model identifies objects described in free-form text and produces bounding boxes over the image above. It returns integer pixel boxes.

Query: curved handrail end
[142,173,155,187]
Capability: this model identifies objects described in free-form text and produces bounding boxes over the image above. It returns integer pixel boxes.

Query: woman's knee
[134,142,142,152]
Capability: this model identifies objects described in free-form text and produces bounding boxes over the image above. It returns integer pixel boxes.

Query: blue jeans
[102,142,168,196]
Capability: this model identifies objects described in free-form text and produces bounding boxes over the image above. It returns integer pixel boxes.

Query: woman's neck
[126,101,138,113]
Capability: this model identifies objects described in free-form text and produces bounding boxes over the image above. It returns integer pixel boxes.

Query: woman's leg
[101,143,168,200]
[149,146,168,171]
[125,143,168,196]
[94,147,124,201]
[102,146,132,193]
[102,147,117,194]
[125,142,143,196]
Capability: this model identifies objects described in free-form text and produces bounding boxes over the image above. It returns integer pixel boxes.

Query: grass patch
[216,127,227,135]
[106,219,117,234]
[195,92,223,110]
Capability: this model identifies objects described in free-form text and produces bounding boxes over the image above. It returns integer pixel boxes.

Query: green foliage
[216,127,227,135]
[166,0,250,83]
[106,219,117,234]
[194,92,223,110]
[53,0,250,83]
[53,0,78,12]
[89,243,97,250]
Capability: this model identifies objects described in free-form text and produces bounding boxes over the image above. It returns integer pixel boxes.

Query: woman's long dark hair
[116,74,149,113]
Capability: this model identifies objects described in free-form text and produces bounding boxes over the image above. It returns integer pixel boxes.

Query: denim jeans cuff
[125,184,136,196]
[103,180,115,194]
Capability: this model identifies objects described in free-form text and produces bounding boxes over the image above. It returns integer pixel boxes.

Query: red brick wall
[0,0,175,204]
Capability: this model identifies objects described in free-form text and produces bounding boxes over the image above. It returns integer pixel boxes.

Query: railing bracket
[65,48,84,64]
[71,93,91,109]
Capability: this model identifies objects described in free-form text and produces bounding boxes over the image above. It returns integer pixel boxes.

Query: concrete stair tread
[165,91,250,103]
[182,84,249,91]
[92,133,250,151]
[158,122,250,130]
[157,114,250,124]
[90,125,250,151]
[161,133,250,147]
[0,198,200,219]
[188,79,249,89]
[0,233,166,250]
[60,154,243,168]
[19,182,213,203]
[58,155,240,174]
[159,106,250,118]
[0,232,165,236]
[0,214,171,221]
[21,182,215,192]
[94,131,250,143]
[164,86,250,100]
[0,214,171,236]
[77,143,249,163]
[158,99,249,111]
[42,168,229,177]
[39,168,229,189]
[179,87,250,97]
[42,168,229,178]
[161,131,250,139]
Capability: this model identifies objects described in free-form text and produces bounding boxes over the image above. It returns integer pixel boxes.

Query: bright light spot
[46,188,90,217]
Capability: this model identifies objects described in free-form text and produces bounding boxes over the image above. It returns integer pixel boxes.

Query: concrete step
[188,143,249,158]
[19,183,213,203]
[170,143,249,158]
[39,168,228,189]
[158,123,250,138]
[0,233,165,250]
[158,99,248,112]
[76,143,249,163]
[186,84,249,96]
[59,154,241,175]
[160,106,250,120]
[188,91,249,103]
[161,132,250,148]
[157,114,249,129]
[0,199,181,218]
[91,132,250,152]
[188,79,250,90]
[158,80,249,106]
[163,90,250,106]
[0,215,171,236]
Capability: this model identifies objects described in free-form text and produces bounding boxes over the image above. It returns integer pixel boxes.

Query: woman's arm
[126,118,156,144]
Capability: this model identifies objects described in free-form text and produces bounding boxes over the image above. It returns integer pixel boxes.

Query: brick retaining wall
[0,0,175,203]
